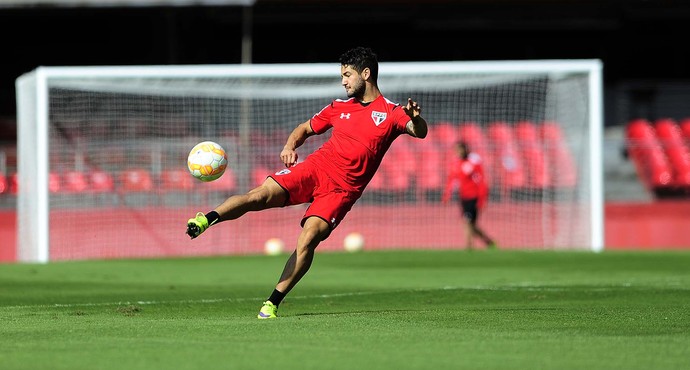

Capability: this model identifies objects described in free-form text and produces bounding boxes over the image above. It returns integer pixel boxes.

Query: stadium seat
[680,118,690,142]
[486,121,525,190]
[515,121,550,189]
[433,121,459,147]
[458,122,489,153]
[89,170,115,193]
[251,166,272,187]
[9,173,18,194]
[654,119,690,186]
[204,167,237,192]
[61,170,89,193]
[384,140,415,193]
[0,173,7,194]
[160,169,194,191]
[625,119,674,189]
[6,172,61,193]
[49,172,61,193]
[120,169,153,192]
[414,139,444,193]
[539,121,577,188]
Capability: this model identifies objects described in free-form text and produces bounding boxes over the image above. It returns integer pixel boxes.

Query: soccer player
[442,141,497,250]
[185,46,428,319]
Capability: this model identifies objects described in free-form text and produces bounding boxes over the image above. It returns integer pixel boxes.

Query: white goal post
[15,60,603,263]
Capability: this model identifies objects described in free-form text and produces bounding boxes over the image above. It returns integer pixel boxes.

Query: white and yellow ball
[343,232,365,252]
[264,238,285,256]
[187,141,228,182]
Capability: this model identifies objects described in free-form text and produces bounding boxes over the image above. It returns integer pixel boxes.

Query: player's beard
[347,78,366,99]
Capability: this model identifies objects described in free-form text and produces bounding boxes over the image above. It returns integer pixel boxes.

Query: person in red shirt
[186,46,428,319]
[442,141,497,250]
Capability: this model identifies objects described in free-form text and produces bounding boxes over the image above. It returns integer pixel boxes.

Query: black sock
[205,211,220,226]
[268,289,286,306]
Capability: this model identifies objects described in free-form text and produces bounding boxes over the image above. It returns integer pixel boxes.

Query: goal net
[15,61,603,262]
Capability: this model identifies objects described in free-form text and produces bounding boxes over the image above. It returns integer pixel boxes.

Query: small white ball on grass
[343,232,365,252]
[264,238,285,256]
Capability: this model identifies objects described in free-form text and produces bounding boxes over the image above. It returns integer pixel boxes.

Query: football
[187,141,228,182]
[264,238,285,256]
[343,232,365,252]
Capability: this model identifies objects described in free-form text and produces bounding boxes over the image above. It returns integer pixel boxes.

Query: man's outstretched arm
[280,120,315,167]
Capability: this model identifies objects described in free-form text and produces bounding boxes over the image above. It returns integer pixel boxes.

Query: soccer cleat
[257,301,278,319]
[186,212,209,239]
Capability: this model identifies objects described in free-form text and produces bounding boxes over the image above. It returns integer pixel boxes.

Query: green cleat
[257,301,278,319]
[186,212,209,239]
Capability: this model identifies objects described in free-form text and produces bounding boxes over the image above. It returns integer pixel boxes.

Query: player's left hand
[403,97,421,119]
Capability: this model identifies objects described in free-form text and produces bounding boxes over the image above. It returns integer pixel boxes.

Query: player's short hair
[339,47,379,84]
[456,141,470,159]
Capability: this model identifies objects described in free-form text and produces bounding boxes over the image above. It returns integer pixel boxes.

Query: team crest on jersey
[371,111,387,126]
[275,169,291,176]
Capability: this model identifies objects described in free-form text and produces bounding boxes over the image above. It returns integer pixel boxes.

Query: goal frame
[15,60,604,263]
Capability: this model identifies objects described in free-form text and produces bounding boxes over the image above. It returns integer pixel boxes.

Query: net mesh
[19,63,595,260]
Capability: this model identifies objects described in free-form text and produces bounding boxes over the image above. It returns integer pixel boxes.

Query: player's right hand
[280,148,298,167]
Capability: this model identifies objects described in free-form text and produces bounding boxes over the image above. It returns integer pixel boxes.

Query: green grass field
[1,249,689,370]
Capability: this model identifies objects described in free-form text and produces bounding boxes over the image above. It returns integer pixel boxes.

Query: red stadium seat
[6,172,61,193]
[0,173,7,194]
[204,167,237,192]
[367,168,385,191]
[9,173,18,194]
[49,172,61,193]
[680,118,690,142]
[61,171,89,193]
[251,166,272,187]
[120,169,153,192]
[487,121,525,190]
[515,121,551,189]
[414,140,444,192]
[458,122,489,153]
[160,169,194,191]
[625,119,674,189]
[515,121,550,189]
[89,170,115,193]
[654,119,690,186]
[433,121,459,147]
[540,121,577,188]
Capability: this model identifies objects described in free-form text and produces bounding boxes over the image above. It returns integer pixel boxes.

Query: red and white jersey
[442,153,488,201]
[307,95,411,193]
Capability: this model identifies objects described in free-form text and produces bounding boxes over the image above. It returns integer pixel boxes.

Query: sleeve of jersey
[392,105,411,133]
[309,103,334,135]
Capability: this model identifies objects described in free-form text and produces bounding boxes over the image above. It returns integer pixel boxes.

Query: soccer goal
[15,60,603,262]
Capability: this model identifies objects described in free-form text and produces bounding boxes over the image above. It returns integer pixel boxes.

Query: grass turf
[0,249,689,370]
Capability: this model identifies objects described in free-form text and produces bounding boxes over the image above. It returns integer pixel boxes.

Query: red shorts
[268,160,361,231]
